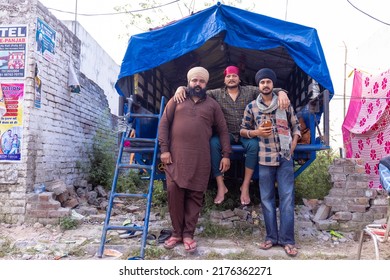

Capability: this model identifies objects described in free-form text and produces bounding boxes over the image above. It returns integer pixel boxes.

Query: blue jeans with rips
[258,157,295,246]
[210,134,258,177]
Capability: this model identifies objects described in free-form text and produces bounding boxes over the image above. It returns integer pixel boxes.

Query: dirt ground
[1,213,389,261]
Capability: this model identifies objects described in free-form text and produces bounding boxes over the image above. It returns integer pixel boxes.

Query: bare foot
[240,186,250,205]
[214,186,228,204]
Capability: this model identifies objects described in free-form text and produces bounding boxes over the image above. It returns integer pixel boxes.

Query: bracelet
[246,130,252,139]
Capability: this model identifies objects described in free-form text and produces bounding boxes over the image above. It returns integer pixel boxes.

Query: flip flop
[183,239,197,253]
[119,222,142,238]
[119,231,142,239]
[118,219,133,234]
[146,234,157,245]
[163,236,182,249]
[259,240,274,250]
[158,229,172,243]
[283,244,298,257]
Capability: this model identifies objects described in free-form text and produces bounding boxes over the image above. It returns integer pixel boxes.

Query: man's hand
[290,134,300,155]
[173,86,187,103]
[160,152,172,165]
[249,123,272,138]
[277,90,290,110]
[219,157,230,173]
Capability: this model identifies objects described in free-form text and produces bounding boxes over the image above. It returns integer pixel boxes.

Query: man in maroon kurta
[158,66,231,252]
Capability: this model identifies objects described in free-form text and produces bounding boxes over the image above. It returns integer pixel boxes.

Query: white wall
[62,21,121,116]
[0,0,118,223]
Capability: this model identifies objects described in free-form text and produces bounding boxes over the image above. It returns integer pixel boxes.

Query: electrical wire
[46,0,180,17]
[347,0,390,26]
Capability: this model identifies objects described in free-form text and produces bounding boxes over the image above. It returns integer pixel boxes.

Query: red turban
[224,66,240,76]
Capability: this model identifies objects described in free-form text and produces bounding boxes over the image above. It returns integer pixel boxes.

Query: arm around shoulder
[173,86,187,103]
[274,88,290,110]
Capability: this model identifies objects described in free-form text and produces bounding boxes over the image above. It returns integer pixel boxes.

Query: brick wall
[319,158,388,231]
[0,0,118,223]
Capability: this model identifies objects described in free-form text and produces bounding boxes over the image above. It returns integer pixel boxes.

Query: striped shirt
[241,94,301,166]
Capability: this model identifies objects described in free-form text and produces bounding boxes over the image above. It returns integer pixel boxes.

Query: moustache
[188,85,207,98]
[193,85,202,91]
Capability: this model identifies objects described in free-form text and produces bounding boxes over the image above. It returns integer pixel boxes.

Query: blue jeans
[210,134,258,177]
[258,157,295,245]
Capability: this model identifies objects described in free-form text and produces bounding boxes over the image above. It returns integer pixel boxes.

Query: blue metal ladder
[97,96,166,260]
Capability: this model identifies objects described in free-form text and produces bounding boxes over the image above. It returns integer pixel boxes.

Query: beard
[187,85,207,99]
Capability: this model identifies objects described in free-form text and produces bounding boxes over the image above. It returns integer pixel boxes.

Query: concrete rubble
[0,187,369,260]
[4,158,390,260]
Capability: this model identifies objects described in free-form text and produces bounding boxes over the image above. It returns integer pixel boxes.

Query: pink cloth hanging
[342,69,390,189]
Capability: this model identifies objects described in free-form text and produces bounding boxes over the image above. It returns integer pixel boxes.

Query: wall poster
[36,18,56,62]
[0,83,24,162]
[0,25,27,78]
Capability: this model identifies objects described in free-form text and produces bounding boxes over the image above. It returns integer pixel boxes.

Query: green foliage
[152,180,167,208]
[59,217,78,231]
[295,150,338,203]
[198,219,253,239]
[115,0,248,36]
[144,246,166,259]
[115,1,170,34]
[116,170,147,194]
[202,189,225,214]
[0,239,16,257]
[75,160,82,170]
[88,130,116,189]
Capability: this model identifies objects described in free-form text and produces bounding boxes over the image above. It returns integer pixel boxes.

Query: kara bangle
[246,130,252,139]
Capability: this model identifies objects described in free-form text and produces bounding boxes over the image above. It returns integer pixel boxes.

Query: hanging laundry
[342,69,390,189]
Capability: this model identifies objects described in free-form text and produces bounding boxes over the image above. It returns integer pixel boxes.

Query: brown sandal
[283,244,298,257]
[259,240,274,250]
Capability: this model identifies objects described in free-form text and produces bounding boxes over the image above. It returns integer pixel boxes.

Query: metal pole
[285,0,289,20]
[342,41,348,117]
[323,90,330,146]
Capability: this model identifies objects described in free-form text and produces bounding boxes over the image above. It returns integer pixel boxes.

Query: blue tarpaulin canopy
[116,3,333,98]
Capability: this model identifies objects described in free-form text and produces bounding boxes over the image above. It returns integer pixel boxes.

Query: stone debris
[0,198,377,260]
[4,160,389,260]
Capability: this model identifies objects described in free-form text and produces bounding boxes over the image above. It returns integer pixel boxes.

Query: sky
[38,0,390,149]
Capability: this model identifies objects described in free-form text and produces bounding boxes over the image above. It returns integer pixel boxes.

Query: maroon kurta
[158,96,231,192]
